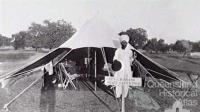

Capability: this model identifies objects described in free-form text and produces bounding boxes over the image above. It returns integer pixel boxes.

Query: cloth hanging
[43,61,54,75]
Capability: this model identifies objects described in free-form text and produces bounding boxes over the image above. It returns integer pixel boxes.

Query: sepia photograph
[0,0,200,112]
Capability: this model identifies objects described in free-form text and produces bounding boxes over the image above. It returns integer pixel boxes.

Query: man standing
[113,35,134,98]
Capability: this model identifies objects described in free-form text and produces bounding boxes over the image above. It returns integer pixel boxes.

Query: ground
[144,52,200,112]
[0,49,200,112]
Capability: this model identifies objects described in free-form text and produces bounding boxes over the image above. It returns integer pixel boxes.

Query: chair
[59,63,80,90]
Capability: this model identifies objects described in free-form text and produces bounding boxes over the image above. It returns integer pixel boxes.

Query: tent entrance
[53,47,116,80]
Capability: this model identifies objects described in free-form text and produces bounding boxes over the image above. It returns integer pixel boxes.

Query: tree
[0,34,11,47]
[42,20,76,50]
[12,31,26,50]
[119,28,148,49]
[191,41,200,52]
[27,23,46,51]
[143,38,158,53]
[172,40,192,57]
[172,40,185,52]
[27,20,76,50]
[157,39,170,53]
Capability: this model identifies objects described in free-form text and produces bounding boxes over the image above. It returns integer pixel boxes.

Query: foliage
[28,20,76,50]
[12,20,76,51]
[42,20,76,49]
[171,40,192,57]
[27,23,45,50]
[0,34,11,46]
[191,41,200,52]
[143,38,170,53]
[157,39,170,53]
[143,38,158,53]
[119,28,148,49]
[12,31,26,50]
[172,40,192,52]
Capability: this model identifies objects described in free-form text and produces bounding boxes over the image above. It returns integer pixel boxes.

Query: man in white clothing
[113,35,134,98]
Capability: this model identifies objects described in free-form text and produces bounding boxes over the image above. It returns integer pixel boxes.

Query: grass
[146,53,200,112]
[0,53,35,62]
[0,50,120,112]
[146,53,200,74]
[0,49,46,76]
[0,50,200,112]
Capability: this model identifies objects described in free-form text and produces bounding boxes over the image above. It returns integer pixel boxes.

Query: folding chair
[59,63,79,90]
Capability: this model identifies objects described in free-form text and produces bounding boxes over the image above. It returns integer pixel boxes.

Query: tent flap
[6,48,70,78]
[135,50,178,82]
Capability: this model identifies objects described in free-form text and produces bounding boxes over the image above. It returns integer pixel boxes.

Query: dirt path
[0,76,120,112]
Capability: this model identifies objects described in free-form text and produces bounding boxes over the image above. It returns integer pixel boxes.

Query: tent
[1,15,184,111]
[1,16,180,88]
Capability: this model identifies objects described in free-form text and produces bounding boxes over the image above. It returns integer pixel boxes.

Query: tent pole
[86,47,90,78]
[121,95,125,112]
[100,48,111,76]
[94,51,97,91]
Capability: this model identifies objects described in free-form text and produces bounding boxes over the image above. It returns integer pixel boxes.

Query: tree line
[0,20,200,54]
[10,20,76,50]
[0,34,12,47]
[119,28,200,55]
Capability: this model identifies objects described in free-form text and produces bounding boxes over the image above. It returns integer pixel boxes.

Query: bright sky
[0,0,200,43]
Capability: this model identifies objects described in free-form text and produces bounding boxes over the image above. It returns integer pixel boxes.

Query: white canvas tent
[1,15,180,88]
[1,15,183,111]
[59,16,121,49]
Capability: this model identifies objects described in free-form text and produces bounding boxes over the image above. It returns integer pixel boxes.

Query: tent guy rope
[3,72,43,111]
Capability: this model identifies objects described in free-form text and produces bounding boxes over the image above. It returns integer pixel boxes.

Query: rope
[58,63,65,89]
[1,48,60,79]
[146,68,178,81]
[1,49,71,80]
[182,74,200,99]
[3,66,43,80]
[3,73,43,111]
[81,80,116,112]
[146,67,188,91]
[146,67,197,100]
[1,66,44,89]
[148,72,178,101]
[101,48,111,76]
[1,69,33,80]
[54,49,73,66]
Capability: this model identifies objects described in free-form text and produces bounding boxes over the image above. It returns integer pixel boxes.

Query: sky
[0,0,200,43]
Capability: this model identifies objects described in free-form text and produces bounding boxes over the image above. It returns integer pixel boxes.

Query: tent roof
[1,16,181,89]
[59,16,121,49]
